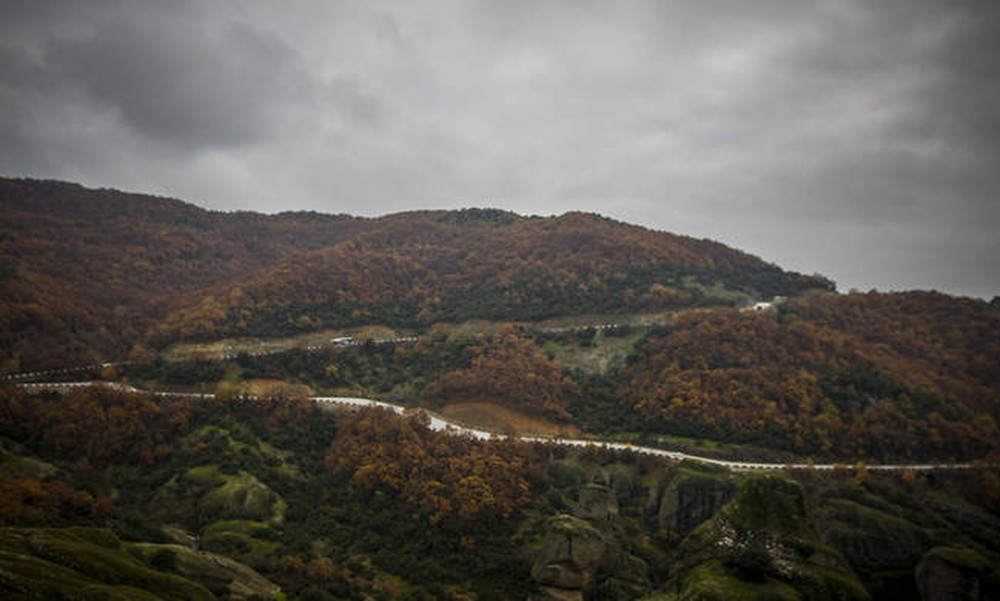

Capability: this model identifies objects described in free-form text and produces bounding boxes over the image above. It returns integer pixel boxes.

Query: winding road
[16,381,988,473]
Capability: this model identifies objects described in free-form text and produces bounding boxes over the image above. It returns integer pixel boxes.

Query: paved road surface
[17,381,987,473]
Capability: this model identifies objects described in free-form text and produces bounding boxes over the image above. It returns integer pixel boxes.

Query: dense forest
[0,177,830,371]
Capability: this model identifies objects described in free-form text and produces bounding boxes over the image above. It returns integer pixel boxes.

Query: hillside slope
[0,178,369,369]
[154,209,830,343]
[0,178,831,369]
[626,291,1000,460]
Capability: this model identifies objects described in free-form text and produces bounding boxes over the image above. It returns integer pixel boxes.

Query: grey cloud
[0,0,998,298]
[47,5,317,148]
[1,0,383,154]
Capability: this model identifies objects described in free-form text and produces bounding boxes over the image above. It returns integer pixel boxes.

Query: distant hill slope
[0,178,372,369]
[154,209,831,344]
[0,177,831,369]
[627,291,1000,460]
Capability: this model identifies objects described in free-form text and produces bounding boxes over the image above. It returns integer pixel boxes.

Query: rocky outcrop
[531,515,606,600]
[592,464,635,502]
[647,468,736,537]
[529,512,653,601]
[916,547,1000,601]
[672,475,870,601]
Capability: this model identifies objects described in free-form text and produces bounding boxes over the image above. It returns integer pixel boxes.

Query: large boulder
[530,512,652,601]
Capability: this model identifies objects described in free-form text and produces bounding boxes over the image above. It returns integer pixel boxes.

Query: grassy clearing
[160,310,677,363]
[162,325,408,361]
[543,327,648,374]
[0,451,58,480]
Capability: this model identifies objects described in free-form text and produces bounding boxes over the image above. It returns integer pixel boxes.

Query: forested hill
[153,207,832,344]
[0,178,371,370]
[0,177,831,370]
[626,291,1000,461]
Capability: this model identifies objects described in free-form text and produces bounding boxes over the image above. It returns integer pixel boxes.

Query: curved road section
[18,382,987,473]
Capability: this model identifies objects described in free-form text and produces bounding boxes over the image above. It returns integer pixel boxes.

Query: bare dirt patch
[440,402,581,437]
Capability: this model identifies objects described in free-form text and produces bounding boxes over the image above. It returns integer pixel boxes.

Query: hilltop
[0,177,830,370]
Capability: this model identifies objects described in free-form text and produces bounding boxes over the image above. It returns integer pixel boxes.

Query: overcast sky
[2,1,998,298]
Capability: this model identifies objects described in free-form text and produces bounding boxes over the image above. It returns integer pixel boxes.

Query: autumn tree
[425,328,578,422]
[626,292,1000,461]
[0,384,191,465]
[325,408,535,524]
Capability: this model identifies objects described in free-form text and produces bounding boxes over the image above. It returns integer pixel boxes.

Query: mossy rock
[0,527,214,600]
[593,463,637,501]
[637,593,677,601]
[129,542,282,600]
[184,464,227,486]
[200,530,281,568]
[676,475,870,601]
[599,544,652,595]
[66,527,124,550]
[596,576,654,601]
[549,459,589,489]
[197,470,285,524]
[204,519,280,539]
[0,449,58,479]
[681,559,802,601]
[817,497,930,569]
[653,467,737,537]
[720,475,811,539]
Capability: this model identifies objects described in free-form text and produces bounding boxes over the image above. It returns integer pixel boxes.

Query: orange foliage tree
[325,408,535,524]
[0,383,190,465]
[0,475,110,526]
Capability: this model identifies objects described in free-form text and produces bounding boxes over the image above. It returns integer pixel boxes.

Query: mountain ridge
[0,177,831,370]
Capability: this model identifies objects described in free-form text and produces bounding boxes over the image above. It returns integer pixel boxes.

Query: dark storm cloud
[49,8,309,147]
[0,1,997,297]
